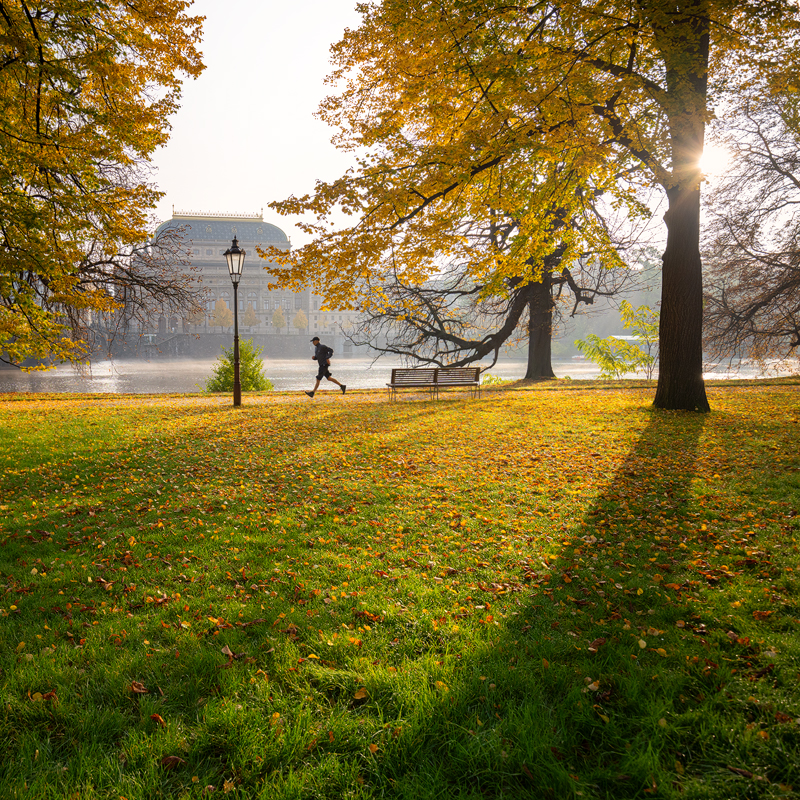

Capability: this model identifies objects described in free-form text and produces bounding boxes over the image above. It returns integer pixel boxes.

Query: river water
[0,356,795,394]
[0,357,600,394]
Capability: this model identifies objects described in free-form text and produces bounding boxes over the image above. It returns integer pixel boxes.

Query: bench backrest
[436,367,481,385]
[390,368,437,385]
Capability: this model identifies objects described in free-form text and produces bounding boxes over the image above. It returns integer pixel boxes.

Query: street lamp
[224,236,246,407]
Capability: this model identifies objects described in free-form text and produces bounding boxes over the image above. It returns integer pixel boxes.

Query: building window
[313,299,319,310]
[295,297,302,309]
[206,249,213,255]
[192,249,200,255]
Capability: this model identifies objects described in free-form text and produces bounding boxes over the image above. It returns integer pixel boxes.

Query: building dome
[155,211,289,248]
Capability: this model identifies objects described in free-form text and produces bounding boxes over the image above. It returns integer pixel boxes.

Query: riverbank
[1,354,797,394]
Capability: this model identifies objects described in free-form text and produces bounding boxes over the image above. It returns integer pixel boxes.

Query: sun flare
[699,144,731,176]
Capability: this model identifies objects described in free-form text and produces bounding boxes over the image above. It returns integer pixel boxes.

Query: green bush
[574,301,659,378]
[204,339,273,393]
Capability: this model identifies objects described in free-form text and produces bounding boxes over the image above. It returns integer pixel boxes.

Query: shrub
[204,339,273,392]
[574,302,659,379]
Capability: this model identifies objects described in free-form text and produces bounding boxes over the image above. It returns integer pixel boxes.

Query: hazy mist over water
[0,357,600,394]
[0,356,795,395]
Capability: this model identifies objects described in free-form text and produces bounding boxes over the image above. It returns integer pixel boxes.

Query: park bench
[386,367,481,400]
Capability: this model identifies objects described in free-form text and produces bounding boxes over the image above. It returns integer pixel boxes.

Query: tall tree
[0,0,204,366]
[243,303,260,329]
[704,93,800,364]
[272,307,286,332]
[292,308,308,332]
[212,299,233,331]
[271,0,800,410]
[345,204,636,378]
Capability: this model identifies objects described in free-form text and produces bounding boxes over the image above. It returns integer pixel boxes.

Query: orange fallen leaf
[131,681,148,694]
[150,713,166,727]
[353,687,368,700]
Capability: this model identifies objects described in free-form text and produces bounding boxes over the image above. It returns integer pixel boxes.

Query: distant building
[156,210,359,344]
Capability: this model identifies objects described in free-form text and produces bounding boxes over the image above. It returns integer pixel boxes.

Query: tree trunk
[652,3,710,412]
[654,184,709,411]
[524,277,556,380]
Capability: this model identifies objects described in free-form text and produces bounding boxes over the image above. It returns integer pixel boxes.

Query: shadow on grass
[3,392,799,799]
[358,409,709,799]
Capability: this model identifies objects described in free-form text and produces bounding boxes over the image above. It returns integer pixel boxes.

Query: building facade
[155,211,360,348]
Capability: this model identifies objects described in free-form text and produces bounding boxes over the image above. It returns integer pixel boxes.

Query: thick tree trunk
[652,3,710,412]
[524,277,556,380]
[654,185,710,411]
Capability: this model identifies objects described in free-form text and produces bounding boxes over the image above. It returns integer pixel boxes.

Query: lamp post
[224,236,246,407]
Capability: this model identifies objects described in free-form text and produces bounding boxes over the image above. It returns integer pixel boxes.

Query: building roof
[155,210,290,247]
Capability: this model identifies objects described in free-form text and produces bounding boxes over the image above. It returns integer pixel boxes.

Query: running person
[305,336,346,397]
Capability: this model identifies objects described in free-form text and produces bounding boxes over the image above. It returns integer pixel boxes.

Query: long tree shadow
[367,408,710,798]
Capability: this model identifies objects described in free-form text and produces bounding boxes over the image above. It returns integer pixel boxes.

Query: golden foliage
[0,1,204,364]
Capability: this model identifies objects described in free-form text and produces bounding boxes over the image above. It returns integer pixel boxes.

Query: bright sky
[151,0,363,246]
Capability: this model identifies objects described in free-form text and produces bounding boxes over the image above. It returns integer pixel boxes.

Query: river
[0,356,795,394]
[0,357,600,394]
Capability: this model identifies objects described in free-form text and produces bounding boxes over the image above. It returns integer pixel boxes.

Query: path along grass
[1,383,799,799]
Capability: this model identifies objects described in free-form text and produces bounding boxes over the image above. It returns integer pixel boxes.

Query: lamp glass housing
[224,237,246,284]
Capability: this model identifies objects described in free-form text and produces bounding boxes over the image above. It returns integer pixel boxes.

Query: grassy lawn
[1,382,799,799]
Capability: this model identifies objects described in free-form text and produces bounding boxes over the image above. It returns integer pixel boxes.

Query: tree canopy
[271,0,800,410]
[0,0,204,366]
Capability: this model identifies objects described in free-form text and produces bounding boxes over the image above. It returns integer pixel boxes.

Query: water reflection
[0,357,601,394]
[0,357,795,395]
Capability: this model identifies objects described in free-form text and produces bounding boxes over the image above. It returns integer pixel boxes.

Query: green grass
[1,382,799,799]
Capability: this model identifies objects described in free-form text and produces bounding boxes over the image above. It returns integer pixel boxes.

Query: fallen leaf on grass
[726,766,754,779]
[160,755,186,770]
[353,687,368,700]
[587,638,606,653]
[218,644,250,668]
[131,681,148,694]
[150,713,166,727]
